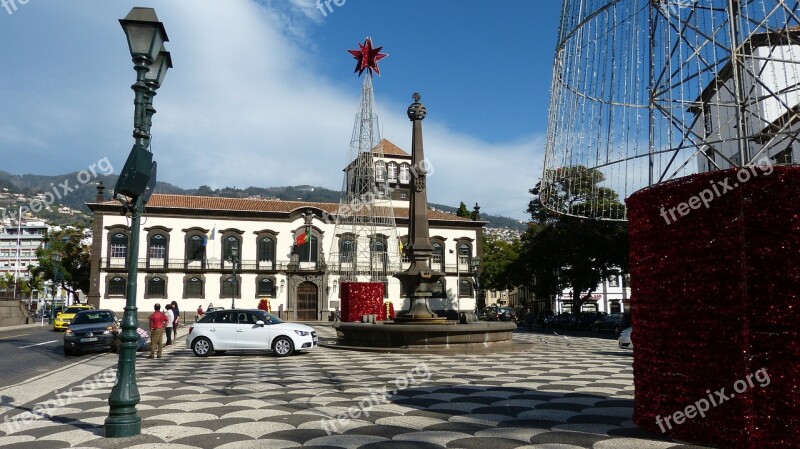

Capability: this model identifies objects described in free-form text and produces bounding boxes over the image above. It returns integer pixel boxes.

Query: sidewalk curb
[0,328,190,418]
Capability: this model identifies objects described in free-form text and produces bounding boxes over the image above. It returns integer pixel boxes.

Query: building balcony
[101,258,297,272]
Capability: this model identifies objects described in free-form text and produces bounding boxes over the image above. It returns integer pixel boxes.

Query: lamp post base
[103,416,141,438]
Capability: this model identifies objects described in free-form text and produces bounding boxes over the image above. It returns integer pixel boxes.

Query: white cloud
[0,0,541,220]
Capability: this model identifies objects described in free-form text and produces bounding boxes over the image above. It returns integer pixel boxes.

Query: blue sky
[0,0,563,220]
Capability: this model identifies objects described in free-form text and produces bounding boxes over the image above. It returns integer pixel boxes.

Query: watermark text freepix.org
[3,366,117,432]
[2,0,30,15]
[320,362,431,435]
[660,158,773,225]
[1,156,113,222]
[316,0,346,17]
[655,368,770,433]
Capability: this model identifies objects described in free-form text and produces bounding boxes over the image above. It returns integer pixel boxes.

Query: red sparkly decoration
[348,37,388,76]
[340,282,386,321]
[626,165,800,449]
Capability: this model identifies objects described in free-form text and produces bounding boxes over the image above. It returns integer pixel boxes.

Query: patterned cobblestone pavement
[0,327,712,448]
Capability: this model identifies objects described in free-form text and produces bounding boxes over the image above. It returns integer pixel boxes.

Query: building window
[457,242,472,268]
[432,279,445,298]
[186,235,205,261]
[340,236,356,263]
[147,277,166,296]
[223,235,241,263]
[221,275,240,297]
[258,236,275,268]
[382,280,389,299]
[110,233,128,258]
[375,162,386,181]
[108,276,126,296]
[148,234,167,265]
[257,277,276,297]
[399,163,410,183]
[297,235,318,262]
[387,162,398,182]
[432,242,444,271]
[608,276,619,287]
[185,277,203,297]
[371,237,387,270]
[459,279,472,297]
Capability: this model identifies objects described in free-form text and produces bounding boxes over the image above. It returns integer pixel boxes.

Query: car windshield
[64,307,89,314]
[72,311,115,325]
[256,311,284,324]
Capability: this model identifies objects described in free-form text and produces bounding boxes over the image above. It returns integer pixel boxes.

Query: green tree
[0,273,14,298]
[456,201,471,218]
[30,227,91,298]
[518,167,628,312]
[480,235,521,292]
[532,165,625,220]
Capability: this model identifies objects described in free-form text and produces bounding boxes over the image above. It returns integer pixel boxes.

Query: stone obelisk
[393,93,448,324]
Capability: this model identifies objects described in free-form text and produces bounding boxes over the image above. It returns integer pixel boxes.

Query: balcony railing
[101,258,322,272]
[100,257,478,275]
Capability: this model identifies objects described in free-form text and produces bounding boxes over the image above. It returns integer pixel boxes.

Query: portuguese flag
[295,227,311,245]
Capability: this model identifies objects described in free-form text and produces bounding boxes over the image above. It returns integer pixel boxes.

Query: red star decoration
[348,37,388,76]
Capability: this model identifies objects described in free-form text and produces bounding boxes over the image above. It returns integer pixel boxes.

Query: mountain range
[0,171,527,231]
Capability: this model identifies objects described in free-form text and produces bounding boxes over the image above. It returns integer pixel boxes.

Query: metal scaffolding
[541,0,800,220]
[328,74,401,282]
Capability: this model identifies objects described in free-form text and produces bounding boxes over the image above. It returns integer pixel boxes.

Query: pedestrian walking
[164,304,174,346]
[170,301,180,340]
[196,305,204,321]
[148,303,169,359]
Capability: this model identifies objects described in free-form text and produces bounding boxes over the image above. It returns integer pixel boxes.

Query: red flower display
[340,282,386,322]
[626,165,800,448]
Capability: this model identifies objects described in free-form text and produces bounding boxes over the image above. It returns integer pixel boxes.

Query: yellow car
[53,304,95,331]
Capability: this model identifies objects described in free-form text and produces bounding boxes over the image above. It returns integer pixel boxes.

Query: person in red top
[148,303,169,359]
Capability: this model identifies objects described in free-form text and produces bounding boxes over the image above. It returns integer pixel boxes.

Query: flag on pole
[203,225,216,246]
[208,225,216,241]
[295,227,311,245]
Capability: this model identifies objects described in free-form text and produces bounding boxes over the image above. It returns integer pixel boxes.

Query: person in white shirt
[165,304,174,346]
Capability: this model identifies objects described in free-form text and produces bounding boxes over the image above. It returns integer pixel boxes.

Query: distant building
[692,28,800,170]
[0,220,48,284]
[86,139,486,320]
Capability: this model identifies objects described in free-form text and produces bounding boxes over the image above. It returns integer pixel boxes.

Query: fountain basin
[326,321,523,353]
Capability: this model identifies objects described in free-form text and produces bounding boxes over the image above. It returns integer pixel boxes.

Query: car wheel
[191,337,213,357]
[64,347,74,356]
[272,336,293,357]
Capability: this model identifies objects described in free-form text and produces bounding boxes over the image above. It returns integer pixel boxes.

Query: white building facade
[693,29,800,171]
[87,191,484,321]
[554,274,630,314]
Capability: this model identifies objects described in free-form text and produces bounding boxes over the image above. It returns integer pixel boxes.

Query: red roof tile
[93,194,475,223]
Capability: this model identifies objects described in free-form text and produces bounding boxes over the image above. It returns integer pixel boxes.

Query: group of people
[148,300,181,359]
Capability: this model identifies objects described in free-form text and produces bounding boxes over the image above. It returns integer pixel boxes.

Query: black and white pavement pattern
[0,327,712,448]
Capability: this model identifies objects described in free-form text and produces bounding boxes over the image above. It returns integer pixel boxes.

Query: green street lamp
[105,7,170,439]
[471,256,481,312]
[229,244,239,309]
[49,252,61,323]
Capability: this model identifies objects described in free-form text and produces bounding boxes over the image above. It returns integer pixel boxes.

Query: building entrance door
[296,282,318,321]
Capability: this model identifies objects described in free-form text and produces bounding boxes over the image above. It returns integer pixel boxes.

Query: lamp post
[228,243,239,309]
[471,256,480,312]
[49,252,61,323]
[105,7,169,439]
[449,249,459,312]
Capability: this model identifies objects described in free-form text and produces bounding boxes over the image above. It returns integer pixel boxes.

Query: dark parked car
[63,309,119,356]
[547,312,576,329]
[592,312,631,335]
[573,312,607,330]
[536,310,554,325]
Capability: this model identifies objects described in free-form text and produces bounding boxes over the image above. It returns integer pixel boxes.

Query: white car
[186,309,318,357]
[618,327,633,349]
